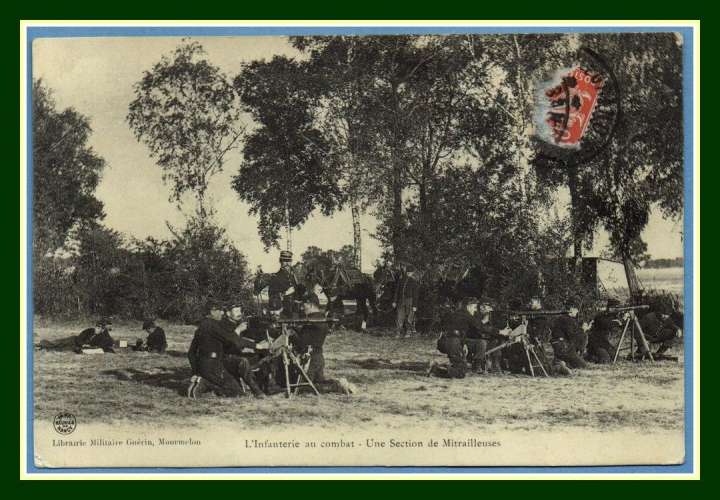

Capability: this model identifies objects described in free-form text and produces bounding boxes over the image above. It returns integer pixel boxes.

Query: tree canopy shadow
[346,357,428,373]
[102,366,192,396]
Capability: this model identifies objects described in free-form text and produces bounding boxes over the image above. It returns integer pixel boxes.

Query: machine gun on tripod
[484,310,571,378]
[261,317,340,399]
[608,304,653,364]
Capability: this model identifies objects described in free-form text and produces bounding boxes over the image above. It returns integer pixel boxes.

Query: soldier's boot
[244,375,266,399]
[187,375,208,399]
[553,361,572,377]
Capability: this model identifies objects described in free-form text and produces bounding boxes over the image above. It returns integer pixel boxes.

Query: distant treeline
[644,257,684,269]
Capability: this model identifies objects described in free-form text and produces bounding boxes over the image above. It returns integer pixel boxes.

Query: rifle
[505,309,570,318]
[273,317,341,326]
[606,304,650,313]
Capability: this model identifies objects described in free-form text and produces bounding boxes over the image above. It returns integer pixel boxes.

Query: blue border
[25,24,696,476]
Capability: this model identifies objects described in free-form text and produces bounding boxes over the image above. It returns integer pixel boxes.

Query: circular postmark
[53,412,77,435]
[533,46,622,169]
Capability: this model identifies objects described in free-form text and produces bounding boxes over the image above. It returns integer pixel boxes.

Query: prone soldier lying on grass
[36,318,115,353]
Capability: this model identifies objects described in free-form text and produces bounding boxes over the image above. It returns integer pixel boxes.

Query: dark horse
[310,264,377,330]
[436,265,489,304]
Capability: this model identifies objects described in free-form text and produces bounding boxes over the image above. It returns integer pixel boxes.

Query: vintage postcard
[20,21,699,477]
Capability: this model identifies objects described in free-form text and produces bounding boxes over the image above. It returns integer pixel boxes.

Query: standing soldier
[392,263,421,338]
[550,300,588,369]
[268,250,299,318]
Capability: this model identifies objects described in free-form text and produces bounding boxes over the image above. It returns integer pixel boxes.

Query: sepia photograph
[21,22,697,474]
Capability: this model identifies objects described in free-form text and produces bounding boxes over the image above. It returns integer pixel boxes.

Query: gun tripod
[266,324,320,399]
[612,310,654,364]
[485,322,549,378]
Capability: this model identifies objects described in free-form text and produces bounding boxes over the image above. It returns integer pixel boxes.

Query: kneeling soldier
[550,301,587,369]
[429,300,476,379]
[187,301,265,399]
[587,298,620,364]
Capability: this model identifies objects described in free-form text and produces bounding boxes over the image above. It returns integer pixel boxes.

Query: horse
[312,264,377,330]
[435,265,490,305]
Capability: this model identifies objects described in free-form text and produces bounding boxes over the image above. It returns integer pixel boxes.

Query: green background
[7,0,708,491]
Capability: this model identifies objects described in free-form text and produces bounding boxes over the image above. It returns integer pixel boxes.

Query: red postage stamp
[543,67,605,146]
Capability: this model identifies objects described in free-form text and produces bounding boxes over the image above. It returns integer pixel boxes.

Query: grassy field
[33,318,684,434]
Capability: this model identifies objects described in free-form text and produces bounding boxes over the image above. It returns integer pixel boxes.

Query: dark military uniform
[587,312,616,363]
[638,312,680,355]
[499,314,528,374]
[393,272,421,337]
[550,315,587,369]
[187,317,257,397]
[145,326,167,353]
[292,312,329,382]
[465,317,500,373]
[75,327,115,353]
[433,309,473,379]
[269,266,299,316]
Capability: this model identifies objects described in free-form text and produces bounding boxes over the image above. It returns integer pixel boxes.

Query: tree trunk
[622,254,643,301]
[567,165,583,261]
[391,161,404,262]
[351,204,362,270]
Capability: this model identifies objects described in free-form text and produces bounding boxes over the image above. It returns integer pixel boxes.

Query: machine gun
[261,316,340,399]
[484,322,549,377]
[506,309,570,318]
[606,304,650,313]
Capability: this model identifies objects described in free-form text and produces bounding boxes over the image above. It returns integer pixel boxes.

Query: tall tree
[579,33,683,295]
[291,36,385,269]
[232,56,345,250]
[32,79,105,257]
[127,40,243,219]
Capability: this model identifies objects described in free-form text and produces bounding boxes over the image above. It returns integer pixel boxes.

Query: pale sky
[32,36,684,272]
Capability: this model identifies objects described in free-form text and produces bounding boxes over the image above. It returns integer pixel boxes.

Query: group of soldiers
[36,318,167,354]
[186,297,356,400]
[38,250,682,399]
[428,295,683,379]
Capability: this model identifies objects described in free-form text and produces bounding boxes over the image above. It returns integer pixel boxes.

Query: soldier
[292,297,328,382]
[37,318,115,353]
[636,309,682,359]
[392,263,421,338]
[285,297,357,395]
[463,301,492,373]
[268,250,299,318]
[221,304,267,398]
[550,300,587,369]
[134,319,167,353]
[187,300,265,399]
[428,301,473,379]
[587,298,620,364]
[76,318,115,352]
